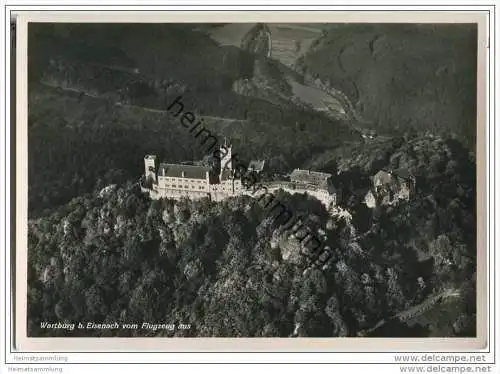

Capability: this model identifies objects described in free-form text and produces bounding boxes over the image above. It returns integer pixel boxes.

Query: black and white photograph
[25,21,478,339]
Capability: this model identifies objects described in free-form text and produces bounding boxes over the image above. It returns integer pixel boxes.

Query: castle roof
[159,163,210,180]
[290,169,332,188]
[248,160,265,172]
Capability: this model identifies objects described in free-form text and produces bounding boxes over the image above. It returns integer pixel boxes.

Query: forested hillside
[28,134,476,337]
[296,24,478,148]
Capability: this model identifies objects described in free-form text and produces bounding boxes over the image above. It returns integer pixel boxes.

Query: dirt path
[40,82,248,124]
[357,288,461,336]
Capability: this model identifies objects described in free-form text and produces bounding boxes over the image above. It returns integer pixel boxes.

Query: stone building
[142,143,244,201]
[364,169,415,208]
[290,169,332,189]
[155,163,212,200]
[287,169,338,206]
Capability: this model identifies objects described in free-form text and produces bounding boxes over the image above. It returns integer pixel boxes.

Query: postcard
[12,10,489,352]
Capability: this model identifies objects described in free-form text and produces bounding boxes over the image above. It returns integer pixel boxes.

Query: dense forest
[27,132,476,337]
[295,24,478,149]
[26,23,477,337]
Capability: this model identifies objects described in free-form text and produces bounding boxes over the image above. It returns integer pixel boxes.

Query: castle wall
[209,179,244,202]
[143,186,210,201]
[142,150,336,209]
[156,189,210,200]
[156,175,209,199]
[279,186,335,207]
[241,182,335,208]
[142,171,211,201]
[143,179,335,207]
[157,175,210,193]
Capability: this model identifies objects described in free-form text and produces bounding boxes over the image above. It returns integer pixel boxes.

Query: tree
[85,285,107,318]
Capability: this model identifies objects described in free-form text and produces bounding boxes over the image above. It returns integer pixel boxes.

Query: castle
[141,142,338,207]
[142,142,246,202]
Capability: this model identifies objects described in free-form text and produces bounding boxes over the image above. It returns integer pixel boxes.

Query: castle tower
[220,138,233,173]
[144,155,157,182]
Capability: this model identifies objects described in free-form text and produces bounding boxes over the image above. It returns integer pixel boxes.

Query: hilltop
[28,23,360,215]
[27,132,476,337]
